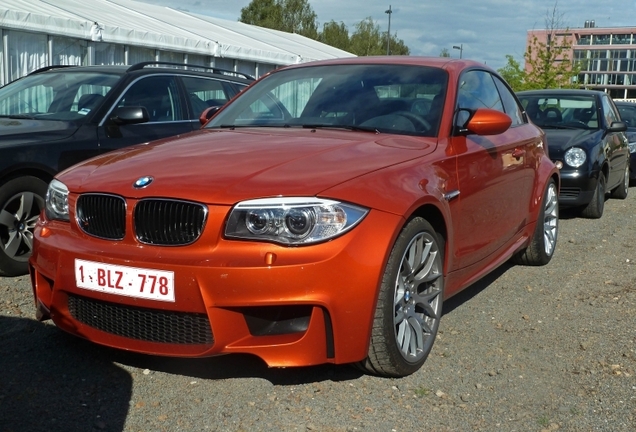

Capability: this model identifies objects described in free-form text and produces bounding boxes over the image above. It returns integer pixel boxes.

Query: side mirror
[199,106,222,125]
[608,121,627,133]
[461,108,512,136]
[110,106,149,125]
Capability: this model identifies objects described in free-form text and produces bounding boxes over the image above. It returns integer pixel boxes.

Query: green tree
[349,17,409,56]
[239,0,282,30]
[523,2,580,89]
[497,54,526,91]
[439,48,451,58]
[239,0,318,39]
[319,20,350,52]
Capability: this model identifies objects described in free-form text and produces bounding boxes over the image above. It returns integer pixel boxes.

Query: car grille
[134,199,207,245]
[559,187,581,199]
[67,294,214,345]
[75,195,207,245]
[76,194,126,240]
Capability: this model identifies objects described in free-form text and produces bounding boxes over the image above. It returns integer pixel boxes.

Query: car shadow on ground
[1,261,519,407]
[0,315,132,432]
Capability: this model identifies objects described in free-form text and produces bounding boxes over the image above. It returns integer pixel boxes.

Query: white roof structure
[0,0,354,65]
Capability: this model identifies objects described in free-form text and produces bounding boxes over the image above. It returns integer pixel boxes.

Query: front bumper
[30,209,402,367]
[555,167,598,207]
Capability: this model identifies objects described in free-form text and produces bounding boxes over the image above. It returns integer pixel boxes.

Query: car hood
[0,118,78,146]
[60,128,436,205]
[542,128,600,159]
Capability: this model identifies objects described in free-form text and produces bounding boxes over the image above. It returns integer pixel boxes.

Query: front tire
[357,217,444,377]
[0,177,48,276]
[580,173,605,219]
[513,179,558,266]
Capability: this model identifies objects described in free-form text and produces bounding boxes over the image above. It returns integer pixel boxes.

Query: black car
[0,62,252,276]
[517,89,629,219]
[613,100,636,184]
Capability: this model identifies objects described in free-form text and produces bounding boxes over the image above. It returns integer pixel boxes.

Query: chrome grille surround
[76,194,126,240]
[134,198,207,246]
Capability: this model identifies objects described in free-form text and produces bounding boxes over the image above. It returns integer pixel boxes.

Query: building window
[592,34,611,45]
[612,34,631,45]
[578,35,591,45]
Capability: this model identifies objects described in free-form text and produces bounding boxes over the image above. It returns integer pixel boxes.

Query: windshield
[206,64,448,137]
[0,71,120,121]
[519,94,598,130]
[617,104,636,128]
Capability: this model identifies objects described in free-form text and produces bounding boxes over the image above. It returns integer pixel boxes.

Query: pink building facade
[527,22,636,100]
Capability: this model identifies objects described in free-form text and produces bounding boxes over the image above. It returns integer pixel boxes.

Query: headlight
[225,197,368,245]
[629,141,636,154]
[564,147,587,168]
[45,179,69,221]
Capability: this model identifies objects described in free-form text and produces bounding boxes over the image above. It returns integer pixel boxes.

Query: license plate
[75,259,175,302]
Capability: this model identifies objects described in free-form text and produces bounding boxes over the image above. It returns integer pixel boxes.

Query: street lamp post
[453,44,463,59]
[385,5,392,55]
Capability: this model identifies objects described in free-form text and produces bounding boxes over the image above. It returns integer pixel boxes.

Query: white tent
[0,0,354,85]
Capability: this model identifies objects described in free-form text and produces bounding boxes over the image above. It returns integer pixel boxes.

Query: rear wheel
[513,179,558,266]
[357,217,444,377]
[610,164,629,200]
[0,177,47,276]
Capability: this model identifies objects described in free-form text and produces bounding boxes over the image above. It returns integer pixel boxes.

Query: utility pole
[385,5,392,55]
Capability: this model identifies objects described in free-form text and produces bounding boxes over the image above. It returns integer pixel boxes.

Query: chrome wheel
[393,231,443,363]
[0,190,44,262]
[0,176,48,276]
[543,181,558,256]
[358,217,445,377]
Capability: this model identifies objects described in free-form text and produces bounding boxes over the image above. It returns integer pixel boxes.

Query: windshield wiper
[301,124,379,133]
[0,114,37,119]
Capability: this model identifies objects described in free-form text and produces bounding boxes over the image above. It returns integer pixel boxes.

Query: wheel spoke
[412,287,442,319]
[3,230,21,257]
[21,231,34,253]
[16,192,35,221]
[0,209,15,229]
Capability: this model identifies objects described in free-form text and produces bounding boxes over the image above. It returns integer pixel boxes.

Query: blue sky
[140,0,635,70]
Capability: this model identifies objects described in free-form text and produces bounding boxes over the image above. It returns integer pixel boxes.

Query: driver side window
[457,70,504,112]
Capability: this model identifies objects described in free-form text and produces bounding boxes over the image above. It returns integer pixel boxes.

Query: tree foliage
[319,20,350,52]
[439,48,451,58]
[240,1,410,56]
[497,55,526,91]
[499,1,580,91]
[349,17,410,56]
[240,0,317,39]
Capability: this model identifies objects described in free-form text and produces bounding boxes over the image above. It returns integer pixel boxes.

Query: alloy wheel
[393,231,443,362]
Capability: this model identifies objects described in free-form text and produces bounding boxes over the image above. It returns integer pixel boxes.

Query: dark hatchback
[517,89,629,219]
[0,62,252,276]
[613,100,636,184]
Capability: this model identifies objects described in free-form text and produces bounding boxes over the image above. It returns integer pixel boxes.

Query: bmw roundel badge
[133,176,154,188]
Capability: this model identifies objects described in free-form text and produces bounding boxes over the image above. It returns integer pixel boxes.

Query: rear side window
[118,76,184,122]
[181,76,237,119]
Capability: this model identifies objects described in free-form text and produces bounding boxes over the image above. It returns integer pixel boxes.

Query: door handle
[512,148,525,159]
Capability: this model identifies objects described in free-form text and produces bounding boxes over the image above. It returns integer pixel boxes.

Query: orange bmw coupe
[30,57,560,377]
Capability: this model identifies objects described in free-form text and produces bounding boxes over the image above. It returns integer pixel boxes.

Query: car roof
[28,62,254,83]
[273,56,495,75]
[516,89,606,97]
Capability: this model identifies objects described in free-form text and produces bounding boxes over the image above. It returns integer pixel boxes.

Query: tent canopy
[0,0,354,65]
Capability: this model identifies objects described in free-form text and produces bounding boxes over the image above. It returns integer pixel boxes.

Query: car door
[450,70,537,270]
[97,75,192,153]
[180,76,244,128]
[600,94,628,189]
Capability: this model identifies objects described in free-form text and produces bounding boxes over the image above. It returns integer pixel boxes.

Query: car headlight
[564,147,587,168]
[45,179,69,221]
[629,141,636,154]
[225,197,368,245]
